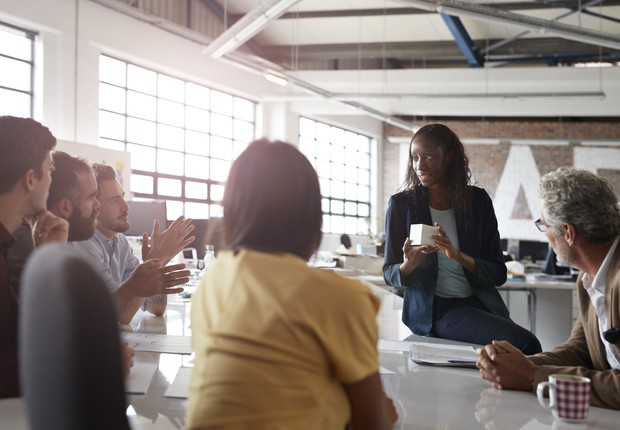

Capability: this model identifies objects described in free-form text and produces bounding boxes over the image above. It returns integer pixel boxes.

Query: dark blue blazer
[383,186,509,336]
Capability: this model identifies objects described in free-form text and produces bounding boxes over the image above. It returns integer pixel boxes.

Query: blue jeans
[431,295,542,355]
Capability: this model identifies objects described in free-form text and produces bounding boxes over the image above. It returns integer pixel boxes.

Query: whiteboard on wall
[55,140,132,196]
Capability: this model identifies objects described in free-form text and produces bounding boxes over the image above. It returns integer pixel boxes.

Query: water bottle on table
[197,244,216,271]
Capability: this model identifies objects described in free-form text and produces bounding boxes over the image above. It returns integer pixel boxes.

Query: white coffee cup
[537,374,591,422]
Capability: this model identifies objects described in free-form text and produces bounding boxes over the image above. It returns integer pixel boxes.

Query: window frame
[0,21,36,118]
[98,54,256,220]
[298,116,373,235]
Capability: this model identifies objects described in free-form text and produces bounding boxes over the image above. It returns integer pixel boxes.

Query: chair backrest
[19,244,130,430]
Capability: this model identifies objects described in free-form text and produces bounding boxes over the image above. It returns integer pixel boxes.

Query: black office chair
[19,244,130,430]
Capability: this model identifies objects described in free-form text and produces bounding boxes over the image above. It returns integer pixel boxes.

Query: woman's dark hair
[403,123,473,226]
[222,139,323,260]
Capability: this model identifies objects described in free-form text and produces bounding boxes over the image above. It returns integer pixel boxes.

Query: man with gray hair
[476,167,620,409]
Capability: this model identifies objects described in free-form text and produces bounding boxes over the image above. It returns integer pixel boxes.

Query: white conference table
[3,273,619,429]
[361,278,620,430]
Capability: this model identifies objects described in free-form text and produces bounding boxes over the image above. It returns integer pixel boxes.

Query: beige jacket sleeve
[528,249,620,410]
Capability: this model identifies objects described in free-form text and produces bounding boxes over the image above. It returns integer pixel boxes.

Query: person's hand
[475,388,507,430]
[145,294,167,317]
[32,210,69,246]
[142,216,195,263]
[476,340,536,391]
[121,342,135,376]
[385,395,399,425]
[475,388,500,430]
[400,237,436,276]
[126,259,190,297]
[432,223,460,259]
[432,222,478,273]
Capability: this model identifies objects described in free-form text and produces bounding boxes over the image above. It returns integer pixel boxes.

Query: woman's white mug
[537,374,591,422]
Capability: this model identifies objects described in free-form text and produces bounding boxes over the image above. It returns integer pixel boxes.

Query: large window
[0,22,35,117]
[299,117,372,235]
[98,55,255,220]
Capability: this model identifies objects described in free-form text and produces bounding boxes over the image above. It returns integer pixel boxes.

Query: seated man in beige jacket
[476,167,620,409]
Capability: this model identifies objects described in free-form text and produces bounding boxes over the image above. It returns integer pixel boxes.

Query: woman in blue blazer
[383,124,541,354]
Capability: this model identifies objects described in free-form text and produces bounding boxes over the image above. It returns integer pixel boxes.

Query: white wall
[0,0,386,140]
[56,139,131,191]
[0,0,269,143]
[0,0,387,237]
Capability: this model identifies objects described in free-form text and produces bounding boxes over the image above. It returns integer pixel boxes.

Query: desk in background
[501,274,576,351]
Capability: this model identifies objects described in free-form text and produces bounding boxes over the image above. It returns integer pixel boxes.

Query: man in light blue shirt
[71,163,195,323]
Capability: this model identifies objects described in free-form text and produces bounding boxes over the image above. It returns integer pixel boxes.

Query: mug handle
[537,381,556,410]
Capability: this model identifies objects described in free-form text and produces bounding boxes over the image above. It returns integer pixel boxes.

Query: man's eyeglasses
[534,218,551,232]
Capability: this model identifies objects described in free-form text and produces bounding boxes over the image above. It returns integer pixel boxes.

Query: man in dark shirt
[0,116,67,398]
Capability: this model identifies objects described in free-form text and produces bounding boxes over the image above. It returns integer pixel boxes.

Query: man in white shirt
[476,167,620,409]
[71,162,195,323]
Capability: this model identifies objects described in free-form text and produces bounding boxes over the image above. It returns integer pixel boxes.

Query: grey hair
[540,167,620,243]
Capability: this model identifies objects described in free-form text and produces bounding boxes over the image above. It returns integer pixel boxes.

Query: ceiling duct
[261,91,606,101]
[400,0,620,50]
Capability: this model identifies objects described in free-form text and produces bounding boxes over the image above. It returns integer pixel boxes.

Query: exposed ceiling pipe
[482,0,607,55]
[399,0,620,51]
[261,91,606,101]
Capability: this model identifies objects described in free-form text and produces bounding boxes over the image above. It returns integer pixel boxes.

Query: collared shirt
[583,235,620,370]
[70,229,139,294]
[0,222,19,398]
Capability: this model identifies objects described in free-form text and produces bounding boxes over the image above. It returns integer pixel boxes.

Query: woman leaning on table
[187,139,397,430]
[383,123,542,354]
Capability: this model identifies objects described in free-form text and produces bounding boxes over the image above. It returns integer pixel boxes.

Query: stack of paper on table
[121,332,192,355]
[409,341,479,368]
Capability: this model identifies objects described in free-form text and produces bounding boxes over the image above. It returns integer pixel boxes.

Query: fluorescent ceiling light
[264,72,288,86]
[203,0,302,59]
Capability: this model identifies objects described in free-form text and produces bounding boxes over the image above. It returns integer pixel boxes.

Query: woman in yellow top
[187,139,397,430]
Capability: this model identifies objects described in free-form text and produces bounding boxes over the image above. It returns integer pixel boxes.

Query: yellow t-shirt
[186,249,380,430]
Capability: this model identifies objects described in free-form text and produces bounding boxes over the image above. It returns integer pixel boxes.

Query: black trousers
[431,295,542,355]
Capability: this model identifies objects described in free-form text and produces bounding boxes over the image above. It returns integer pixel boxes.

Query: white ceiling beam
[202,0,303,59]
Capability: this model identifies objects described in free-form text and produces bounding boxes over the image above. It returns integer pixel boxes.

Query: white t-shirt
[430,207,473,298]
